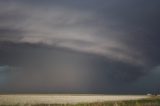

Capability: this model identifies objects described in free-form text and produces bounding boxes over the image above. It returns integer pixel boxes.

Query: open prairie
[0,94,148,105]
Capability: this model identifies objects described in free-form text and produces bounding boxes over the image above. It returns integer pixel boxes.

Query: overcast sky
[0,0,160,94]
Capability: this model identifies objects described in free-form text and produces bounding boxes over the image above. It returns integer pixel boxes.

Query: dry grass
[0,95,159,106]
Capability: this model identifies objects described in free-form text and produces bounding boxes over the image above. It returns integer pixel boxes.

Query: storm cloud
[0,0,160,94]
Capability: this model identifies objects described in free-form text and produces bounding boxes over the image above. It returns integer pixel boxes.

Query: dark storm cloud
[0,28,24,42]
[0,0,147,66]
[0,41,148,93]
[99,0,160,66]
[0,0,160,94]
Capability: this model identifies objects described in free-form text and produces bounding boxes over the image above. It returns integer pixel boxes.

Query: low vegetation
[0,96,160,106]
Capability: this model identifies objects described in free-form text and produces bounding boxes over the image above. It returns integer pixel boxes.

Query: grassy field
[0,95,148,104]
[0,95,159,106]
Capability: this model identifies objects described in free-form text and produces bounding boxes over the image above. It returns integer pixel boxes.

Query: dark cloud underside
[0,0,160,94]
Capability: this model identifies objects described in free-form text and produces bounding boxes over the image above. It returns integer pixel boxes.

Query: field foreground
[0,94,151,105]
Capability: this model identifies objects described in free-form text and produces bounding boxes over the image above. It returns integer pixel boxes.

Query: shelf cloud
[0,0,160,94]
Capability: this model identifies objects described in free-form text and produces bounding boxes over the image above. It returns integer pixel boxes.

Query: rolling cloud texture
[0,0,160,94]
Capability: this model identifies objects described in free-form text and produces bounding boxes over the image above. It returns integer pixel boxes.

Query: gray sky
[0,0,160,94]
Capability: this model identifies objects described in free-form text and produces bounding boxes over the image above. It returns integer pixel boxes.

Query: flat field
[0,94,149,105]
